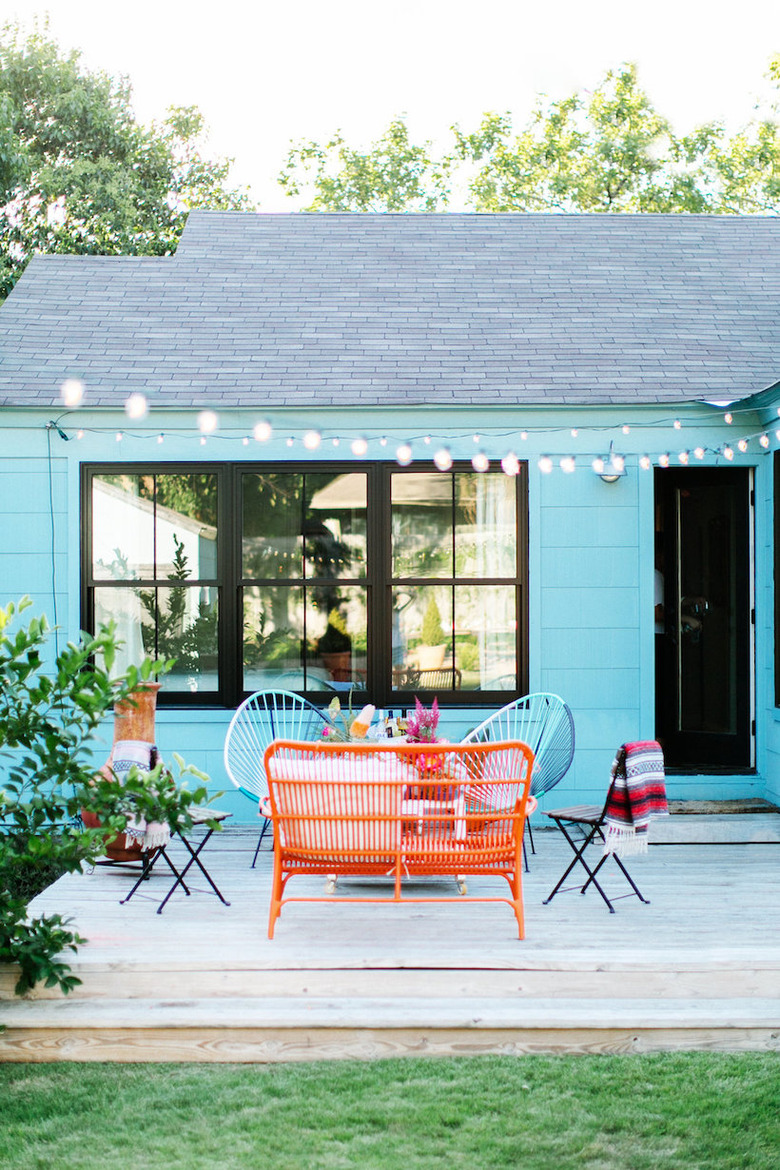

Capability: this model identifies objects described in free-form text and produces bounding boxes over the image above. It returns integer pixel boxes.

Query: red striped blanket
[604,740,667,857]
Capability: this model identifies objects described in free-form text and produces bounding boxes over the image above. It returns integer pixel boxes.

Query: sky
[3,0,780,208]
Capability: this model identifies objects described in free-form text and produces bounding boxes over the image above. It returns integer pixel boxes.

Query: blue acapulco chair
[223,689,338,867]
[460,692,575,861]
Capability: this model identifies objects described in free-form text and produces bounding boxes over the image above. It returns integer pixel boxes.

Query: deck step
[1,995,778,1061]
[3,962,779,1002]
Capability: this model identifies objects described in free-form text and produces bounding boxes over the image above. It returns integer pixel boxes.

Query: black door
[655,468,752,770]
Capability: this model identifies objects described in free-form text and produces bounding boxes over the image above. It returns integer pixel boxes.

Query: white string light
[471,451,490,472]
[396,443,413,466]
[303,430,322,450]
[61,378,85,407]
[433,447,453,470]
[351,437,368,457]
[560,455,576,473]
[501,452,520,476]
[722,445,734,460]
[760,434,770,449]
[198,410,219,434]
[737,438,749,453]
[125,392,149,420]
[639,454,651,470]
[253,420,272,442]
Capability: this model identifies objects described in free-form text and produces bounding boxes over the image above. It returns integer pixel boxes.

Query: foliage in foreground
[0,1053,777,1169]
[0,599,212,996]
[280,59,780,214]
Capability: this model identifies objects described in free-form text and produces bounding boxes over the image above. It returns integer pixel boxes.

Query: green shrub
[0,598,212,999]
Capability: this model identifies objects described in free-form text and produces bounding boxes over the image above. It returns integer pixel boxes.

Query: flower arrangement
[404,696,440,744]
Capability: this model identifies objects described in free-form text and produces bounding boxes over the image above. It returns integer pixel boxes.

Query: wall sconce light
[593,441,627,483]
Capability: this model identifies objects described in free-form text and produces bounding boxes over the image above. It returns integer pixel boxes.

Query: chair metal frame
[541,792,651,913]
[461,692,575,859]
[223,689,338,867]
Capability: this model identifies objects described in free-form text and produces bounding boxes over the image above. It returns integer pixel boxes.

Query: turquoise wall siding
[1,400,777,820]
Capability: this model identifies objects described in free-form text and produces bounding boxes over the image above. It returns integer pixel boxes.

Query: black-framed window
[82,462,528,708]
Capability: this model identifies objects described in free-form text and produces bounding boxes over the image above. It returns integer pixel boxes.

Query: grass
[0,1053,778,1169]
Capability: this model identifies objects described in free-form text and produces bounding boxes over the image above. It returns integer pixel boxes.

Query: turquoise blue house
[0,211,778,818]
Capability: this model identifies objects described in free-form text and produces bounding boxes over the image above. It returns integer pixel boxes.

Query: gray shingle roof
[0,211,777,409]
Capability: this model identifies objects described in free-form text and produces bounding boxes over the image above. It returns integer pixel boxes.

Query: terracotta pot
[82,682,161,862]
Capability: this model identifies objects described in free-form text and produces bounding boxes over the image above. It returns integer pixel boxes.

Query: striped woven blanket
[603,740,667,857]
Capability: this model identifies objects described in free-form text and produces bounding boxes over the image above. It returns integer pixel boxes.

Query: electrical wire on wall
[45,420,70,655]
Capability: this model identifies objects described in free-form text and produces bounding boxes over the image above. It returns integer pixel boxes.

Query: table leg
[156,827,231,914]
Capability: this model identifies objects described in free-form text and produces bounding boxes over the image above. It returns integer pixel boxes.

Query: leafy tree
[279,59,780,215]
[0,599,212,998]
[278,117,451,211]
[0,21,252,299]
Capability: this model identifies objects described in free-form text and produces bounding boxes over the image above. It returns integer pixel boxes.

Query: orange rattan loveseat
[263,739,535,939]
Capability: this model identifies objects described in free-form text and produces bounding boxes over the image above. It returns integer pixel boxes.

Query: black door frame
[654,467,754,771]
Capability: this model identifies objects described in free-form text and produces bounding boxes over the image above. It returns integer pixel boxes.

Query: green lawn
[1,1053,778,1168]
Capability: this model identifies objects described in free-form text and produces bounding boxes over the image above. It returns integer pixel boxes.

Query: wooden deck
[1,818,779,1061]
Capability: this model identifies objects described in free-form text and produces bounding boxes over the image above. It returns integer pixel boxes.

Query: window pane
[242,472,303,579]
[92,475,152,580]
[391,473,452,578]
[92,473,217,582]
[94,585,219,693]
[154,474,218,579]
[305,472,367,580]
[308,586,367,691]
[455,473,517,578]
[243,585,306,692]
[454,584,517,692]
[391,585,453,690]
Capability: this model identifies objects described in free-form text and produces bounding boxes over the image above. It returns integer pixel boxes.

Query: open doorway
[654,468,753,770]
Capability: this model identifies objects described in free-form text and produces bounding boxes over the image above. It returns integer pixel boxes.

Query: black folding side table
[120,808,232,914]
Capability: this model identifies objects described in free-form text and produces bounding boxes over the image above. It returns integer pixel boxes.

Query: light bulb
[253,420,272,442]
[433,447,453,471]
[76,429,84,440]
[560,455,576,473]
[303,430,321,450]
[157,433,164,444]
[471,451,490,472]
[520,431,528,441]
[538,455,553,474]
[737,438,748,453]
[694,447,705,460]
[723,445,734,461]
[115,431,123,442]
[61,378,85,407]
[351,437,368,457]
[622,425,630,435]
[673,419,682,430]
[125,392,148,420]
[501,452,520,476]
[759,433,770,449]
[639,455,651,470]
[658,453,670,467]
[396,443,413,466]
[472,434,480,443]
[725,412,733,424]
[198,410,218,434]
[242,436,249,446]
[380,437,388,447]
[592,457,605,474]
[678,450,689,464]
[423,435,431,445]
[570,428,578,438]
[611,453,625,473]
[286,437,294,447]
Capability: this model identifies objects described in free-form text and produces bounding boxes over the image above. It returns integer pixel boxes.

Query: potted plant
[417,595,446,670]
[317,607,352,681]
